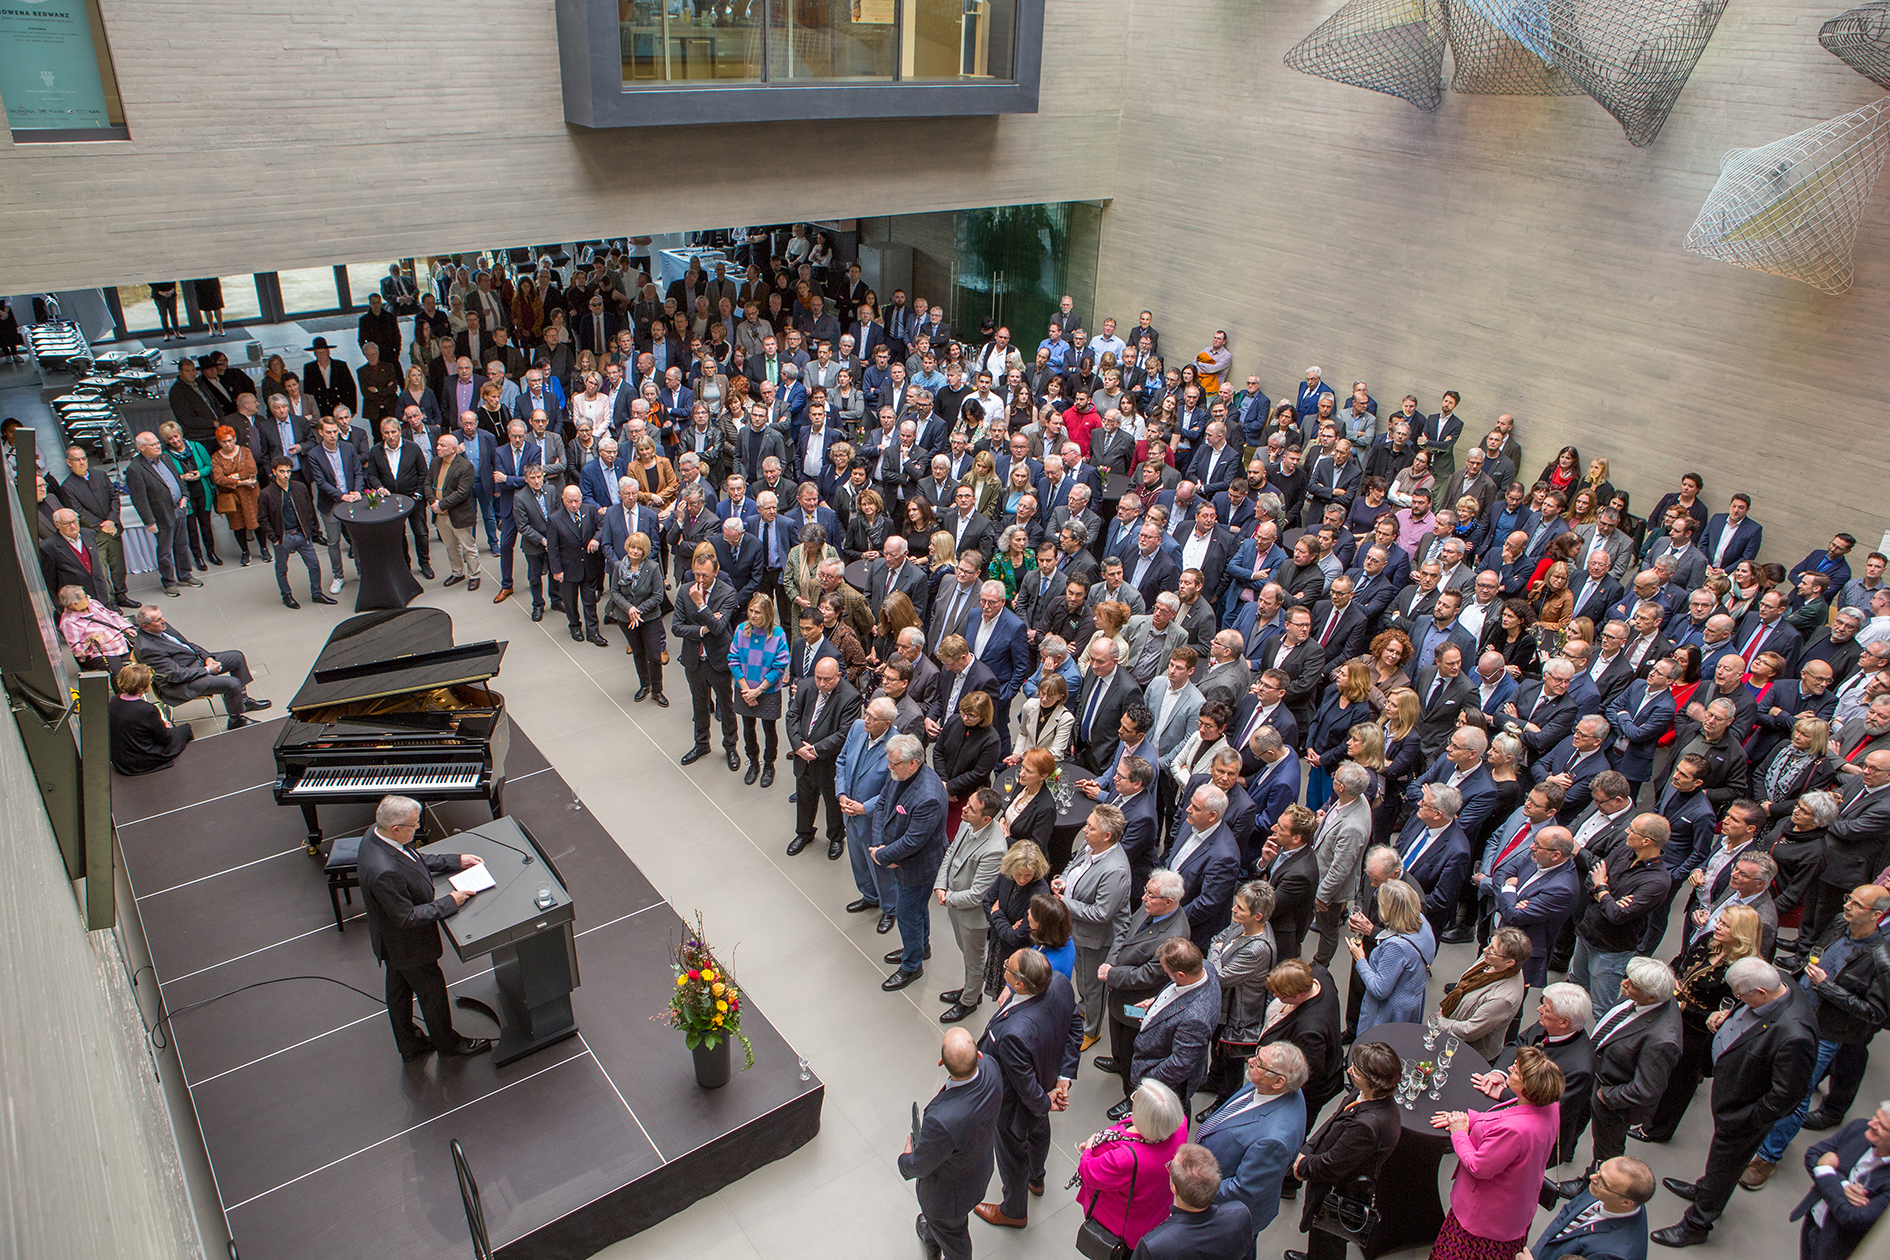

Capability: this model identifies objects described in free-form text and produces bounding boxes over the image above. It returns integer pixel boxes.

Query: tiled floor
[33,324,1870,1259]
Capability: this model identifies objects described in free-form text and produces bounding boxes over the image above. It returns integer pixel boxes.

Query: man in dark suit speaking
[355,795,492,1062]
[899,1027,1001,1260]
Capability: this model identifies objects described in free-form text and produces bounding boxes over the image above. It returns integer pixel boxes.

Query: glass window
[212,276,264,324]
[770,0,894,82]
[345,259,405,309]
[904,0,1013,81]
[278,267,341,316]
[115,284,158,334]
[621,1,764,84]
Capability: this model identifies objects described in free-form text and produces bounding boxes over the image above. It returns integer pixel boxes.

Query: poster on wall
[0,0,111,134]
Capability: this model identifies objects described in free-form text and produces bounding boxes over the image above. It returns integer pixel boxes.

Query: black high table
[993,758,1096,869]
[332,493,423,611]
[1355,1021,1495,1259]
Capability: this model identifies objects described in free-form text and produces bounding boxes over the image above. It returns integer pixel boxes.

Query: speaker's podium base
[430,818,580,1068]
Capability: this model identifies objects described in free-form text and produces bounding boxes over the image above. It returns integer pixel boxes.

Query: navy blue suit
[1791,1118,1890,1260]
[1131,1201,1255,1260]
[1195,1085,1305,1236]
[1492,852,1581,987]
[1169,820,1242,949]
[898,1055,1002,1259]
[963,607,1030,742]
[873,764,950,975]
[1396,816,1473,929]
[493,438,542,588]
[1701,513,1763,571]
[576,453,631,515]
[977,973,1083,1220]
[1531,1192,1648,1260]
[1529,740,1614,825]
[1403,757,1500,842]
[1607,680,1676,786]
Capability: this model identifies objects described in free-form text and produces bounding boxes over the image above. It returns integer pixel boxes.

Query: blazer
[1396,816,1474,923]
[1790,1119,1890,1260]
[1307,598,1371,663]
[1060,842,1133,952]
[672,574,740,671]
[1312,794,1373,907]
[1295,1095,1402,1232]
[898,1053,1002,1223]
[1607,680,1676,782]
[576,454,631,514]
[1510,681,1581,758]
[354,829,468,970]
[1529,740,1614,825]
[1119,785,1163,892]
[1531,1192,1648,1260]
[1129,964,1223,1099]
[365,439,429,499]
[931,717,1002,798]
[1821,780,1890,888]
[976,974,1083,1133]
[1129,547,1182,611]
[1413,667,1477,758]
[1260,843,1319,957]
[1130,1201,1254,1260]
[492,440,542,518]
[834,720,894,847]
[58,467,121,536]
[1105,909,1193,1008]
[963,607,1031,702]
[1074,667,1139,771]
[1494,860,1582,987]
[999,786,1059,856]
[928,659,1001,729]
[428,453,477,529]
[1196,1087,1306,1236]
[1171,820,1242,949]
[257,477,320,547]
[124,455,184,530]
[545,499,605,584]
[1244,748,1304,839]
[304,441,364,514]
[1260,963,1345,1102]
[1406,756,1501,842]
[1511,1024,1594,1166]
[1447,1098,1561,1241]
[1710,982,1821,1136]
[872,762,949,888]
[1701,513,1763,571]
[1589,997,1684,1121]
[302,357,358,416]
[40,533,109,604]
[868,557,931,621]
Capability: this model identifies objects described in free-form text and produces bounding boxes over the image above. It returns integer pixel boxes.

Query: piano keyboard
[292,764,483,795]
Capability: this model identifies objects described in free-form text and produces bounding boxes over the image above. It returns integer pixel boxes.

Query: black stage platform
[113,719,822,1260]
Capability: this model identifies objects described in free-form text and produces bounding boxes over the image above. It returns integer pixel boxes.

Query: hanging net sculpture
[1459,0,1733,145]
[1284,0,1448,111]
[1442,0,1581,94]
[1821,0,1890,91]
[1684,99,1890,294]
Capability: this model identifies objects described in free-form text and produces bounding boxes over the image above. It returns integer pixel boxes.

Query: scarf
[1438,959,1516,1019]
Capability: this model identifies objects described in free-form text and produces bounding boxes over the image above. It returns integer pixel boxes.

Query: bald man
[900,1027,1001,1260]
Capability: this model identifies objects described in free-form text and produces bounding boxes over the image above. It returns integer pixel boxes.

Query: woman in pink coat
[1074,1078,1188,1249]
[1428,1045,1566,1260]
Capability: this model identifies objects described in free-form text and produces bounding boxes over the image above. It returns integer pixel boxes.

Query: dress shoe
[634,686,650,702]
[846,898,880,914]
[587,633,610,648]
[242,698,272,712]
[744,761,760,785]
[1106,1097,1134,1122]
[876,912,897,934]
[972,1203,1026,1229]
[312,591,338,605]
[1196,1102,1224,1123]
[1631,1124,1673,1143]
[570,626,584,641]
[1029,1180,1043,1198]
[884,946,931,964]
[882,968,923,991]
[1438,925,1475,945]
[940,1002,980,1024]
[226,715,252,731]
[680,746,711,766]
[916,1213,941,1260]
[1093,1056,1119,1073]
[786,835,811,856]
[654,693,669,708]
[1651,1224,1711,1248]
[531,608,544,622]
[1804,1108,1845,1131]
[1285,1250,1311,1260]
[116,595,141,609]
[467,578,481,592]
[1550,1175,1589,1200]
[207,554,223,566]
[442,1037,493,1056]
[493,587,512,603]
[1080,1032,1101,1052]
[282,594,301,609]
[420,565,435,579]
[1661,1178,1699,1202]
[443,574,465,587]
[726,748,742,771]
[939,989,964,1004]
[760,765,774,788]
[1739,1157,1776,1190]
[400,1042,434,1063]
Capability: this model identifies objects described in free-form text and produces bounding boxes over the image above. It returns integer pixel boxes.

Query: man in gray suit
[1055,803,1135,1043]
[1096,869,1193,1098]
[1143,647,1207,763]
[1122,593,1189,686]
[1115,937,1221,1121]
[935,788,1007,1025]
[900,1027,1002,1260]
[132,607,270,730]
[1310,763,1374,967]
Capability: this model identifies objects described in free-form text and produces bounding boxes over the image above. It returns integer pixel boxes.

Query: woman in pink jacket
[1428,1045,1565,1260]
[1074,1078,1188,1249]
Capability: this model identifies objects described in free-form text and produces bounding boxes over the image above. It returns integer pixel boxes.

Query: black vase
[692,1034,732,1088]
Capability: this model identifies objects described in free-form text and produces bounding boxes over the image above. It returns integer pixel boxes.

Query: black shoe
[939,989,964,1004]
[442,1037,493,1057]
[1550,1175,1589,1200]
[242,698,272,712]
[257,546,271,560]
[654,693,669,708]
[420,565,435,579]
[225,715,252,731]
[1106,1097,1133,1122]
[1285,1251,1310,1260]
[1662,1178,1700,1202]
[240,554,250,567]
[827,837,844,860]
[916,1213,941,1260]
[531,607,544,622]
[400,1042,434,1063]
[680,746,710,766]
[846,899,880,914]
[939,1001,980,1024]
[311,592,337,605]
[1280,1181,1299,1201]
[1196,1102,1224,1123]
[570,626,584,641]
[1439,926,1475,945]
[1631,1124,1673,1143]
[206,554,223,567]
[760,765,775,788]
[1805,1108,1845,1131]
[634,686,650,702]
[443,574,465,587]
[726,748,741,771]
[786,835,811,856]
[115,595,141,609]
[744,761,760,785]
[1093,1056,1119,1073]
[1651,1224,1710,1249]
[882,968,923,991]
[587,633,610,648]
[884,946,931,964]
[282,594,301,609]
[876,912,896,935]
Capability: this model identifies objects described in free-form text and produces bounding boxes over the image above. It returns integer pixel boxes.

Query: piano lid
[288,609,508,713]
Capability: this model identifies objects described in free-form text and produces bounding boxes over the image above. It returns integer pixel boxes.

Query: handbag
[1075,1139,1139,1260]
[1308,1176,1379,1245]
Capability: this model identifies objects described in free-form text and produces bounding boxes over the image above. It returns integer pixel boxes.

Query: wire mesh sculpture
[1284,0,1448,111]
[1821,0,1890,91]
[1684,99,1890,294]
[1459,0,1733,145]
[1442,0,1581,94]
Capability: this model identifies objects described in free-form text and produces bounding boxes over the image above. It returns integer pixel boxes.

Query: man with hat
[303,337,358,417]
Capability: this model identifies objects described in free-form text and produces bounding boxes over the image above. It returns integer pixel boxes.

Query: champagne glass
[1423,1012,1441,1050]
[1443,1035,1461,1061]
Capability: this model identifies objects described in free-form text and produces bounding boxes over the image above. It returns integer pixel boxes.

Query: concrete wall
[0,0,1126,292]
[1092,0,1890,562]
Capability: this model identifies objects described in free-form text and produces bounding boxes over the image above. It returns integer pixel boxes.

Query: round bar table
[992,758,1097,870]
[332,495,423,611]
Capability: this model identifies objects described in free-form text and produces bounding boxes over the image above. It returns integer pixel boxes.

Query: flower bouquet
[655,912,754,1087]
[362,487,388,509]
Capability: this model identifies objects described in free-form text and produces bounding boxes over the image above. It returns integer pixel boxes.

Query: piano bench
[324,832,366,933]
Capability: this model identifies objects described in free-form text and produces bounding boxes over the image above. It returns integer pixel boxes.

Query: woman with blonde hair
[1080,600,1133,673]
[1642,903,1765,1141]
[964,448,1003,519]
[604,531,668,707]
[782,523,839,642]
[571,370,610,434]
[1349,880,1436,1031]
[1306,661,1374,808]
[400,364,443,430]
[981,841,1051,999]
[726,593,789,788]
[629,438,677,508]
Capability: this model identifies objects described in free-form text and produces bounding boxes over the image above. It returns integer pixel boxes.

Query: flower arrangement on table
[362,488,388,509]
[655,912,754,1070]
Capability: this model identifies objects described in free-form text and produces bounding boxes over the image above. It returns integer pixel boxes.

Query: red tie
[1493,823,1533,869]
[1320,610,1339,647]
[1740,623,1769,665]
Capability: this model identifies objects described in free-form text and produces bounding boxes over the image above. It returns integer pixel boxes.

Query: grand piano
[273,608,510,849]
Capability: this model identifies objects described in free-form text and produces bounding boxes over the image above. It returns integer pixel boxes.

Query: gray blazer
[1104,908,1192,1006]
[1312,794,1372,906]
[1059,842,1133,952]
[1123,612,1188,678]
[1130,964,1223,1099]
[1207,923,1278,1034]
[936,820,1006,921]
[1143,678,1205,761]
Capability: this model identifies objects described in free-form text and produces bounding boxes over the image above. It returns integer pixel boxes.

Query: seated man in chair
[132,606,271,730]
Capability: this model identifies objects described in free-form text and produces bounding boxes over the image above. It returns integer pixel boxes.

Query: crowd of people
[42,232,1890,1260]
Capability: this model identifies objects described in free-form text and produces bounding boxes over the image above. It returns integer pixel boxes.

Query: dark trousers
[184,507,219,563]
[686,662,736,752]
[521,550,546,609]
[1589,1102,1630,1169]
[1648,1022,1712,1140]
[919,1207,971,1260]
[1313,903,1348,968]
[995,1105,1051,1220]
[1108,1013,1141,1098]
[1803,880,1848,947]
[177,650,254,715]
[152,519,193,586]
[498,510,520,586]
[1306,1221,1349,1260]
[741,716,778,765]
[91,527,128,598]
[385,959,454,1056]
[795,759,841,842]
[401,503,431,570]
[624,618,666,694]
[1682,1122,1770,1231]
[155,294,181,335]
[895,878,931,972]
[1822,1041,1871,1118]
[274,529,322,596]
[561,575,600,634]
[472,482,498,549]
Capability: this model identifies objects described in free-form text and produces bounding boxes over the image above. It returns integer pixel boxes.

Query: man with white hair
[1194,1041,1309,1240]
[964,578,1030,748]
[1551,957,1682,1199]
[1496,982,1595,1167]
[1652,957,1818,1247]
[1167,784,1241,951]
[1395,782,1474,936]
